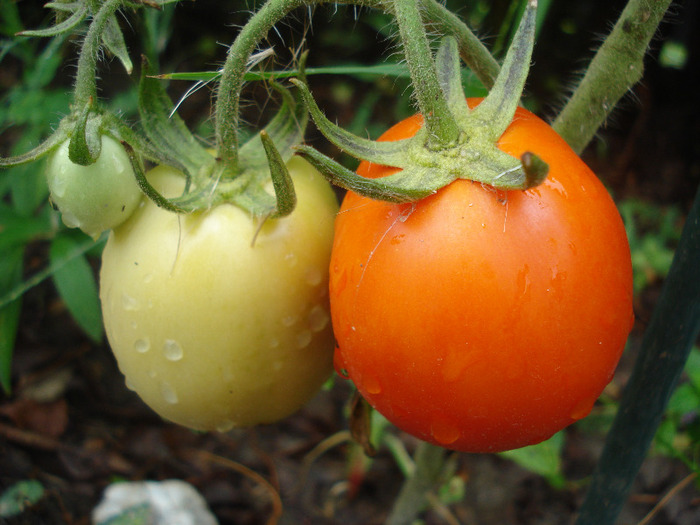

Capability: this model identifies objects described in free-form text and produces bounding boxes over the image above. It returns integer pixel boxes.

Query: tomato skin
[46,136,142,238]
[331,99,634,453]
[100,157,339,431]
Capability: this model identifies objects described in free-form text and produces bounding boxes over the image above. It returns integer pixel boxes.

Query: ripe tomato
[100,157,339,431]
[331,99,634,453]
[46,135,142,238]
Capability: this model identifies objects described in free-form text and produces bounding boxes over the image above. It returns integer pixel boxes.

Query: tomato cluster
[330,100,634,453]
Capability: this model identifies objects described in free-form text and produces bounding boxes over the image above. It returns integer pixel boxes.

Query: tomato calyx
[294,0,548,202]
[129,54,309,218]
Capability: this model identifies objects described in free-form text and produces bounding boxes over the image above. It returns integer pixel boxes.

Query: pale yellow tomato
[99,157,339,431]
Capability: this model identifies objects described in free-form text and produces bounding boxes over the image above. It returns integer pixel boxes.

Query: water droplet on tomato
[390,234,405,245]
[160,382,178,404]
[284,252,298,267]
[334,350,349,377]
[134,338,150,353]
[431,418,460,446]
[296,330,312,349]
[268,337,280,349]
[148,369,157,378]
[61,211,80,229]
[282,314,299,327]
[305,267,323,286]
[363,374,382,395]
[163,339,183,361]
[570,396,596,421]
[332,267,348,296]
[216,419,235,433]
[442,344,481,382]
[308,305,330,332]
[516,265,532,301]
[122,293,140,311]
[51,176,67,197]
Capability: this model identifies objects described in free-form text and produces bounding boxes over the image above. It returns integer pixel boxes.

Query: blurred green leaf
[0,480,44,518]
[50,234,103,343]
[0,247,23,394]
[499,431,566,488]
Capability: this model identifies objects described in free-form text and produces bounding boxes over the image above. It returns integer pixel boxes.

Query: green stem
[552,0,673,153]
[392,0,460,147]
[418,0,499,89]
[73,0,124,107]
[215,0,307,175]
[385,441,449,525]
[214,0,497,175]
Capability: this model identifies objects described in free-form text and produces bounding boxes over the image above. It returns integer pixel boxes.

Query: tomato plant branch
[385,441,450,525]
[392,0,460,147]
[417,0,499,89]
[552,0,673,153]
[575,185,700,525]
[215,0,498,176]
[73,0,125,107]
[215,0,307,175]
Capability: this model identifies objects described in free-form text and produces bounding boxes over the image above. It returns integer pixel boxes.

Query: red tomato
[330,99,634,453]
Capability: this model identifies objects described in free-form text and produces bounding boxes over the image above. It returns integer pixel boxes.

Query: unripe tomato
[100,157,339,431]
[46,136,142,238]
[331,100,634,453]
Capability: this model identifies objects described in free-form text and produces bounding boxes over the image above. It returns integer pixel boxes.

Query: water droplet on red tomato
[334,350,349,378]
[363,374,382,395]
[431,418,460,446]
[570,396,596,421]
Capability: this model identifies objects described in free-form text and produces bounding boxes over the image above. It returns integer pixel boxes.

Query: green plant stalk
[385,441,448,525]
[392,0,460,146]
[575,187,700,525]
[73,0,124,107]
[417,0,499,89]
[215,0,307,175]
[214,0,497,175]
[553,0,673,153]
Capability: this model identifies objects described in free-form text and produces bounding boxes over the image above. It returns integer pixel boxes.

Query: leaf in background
[0,480,44,518]
[0,247,23,394]
[499,431,566,488]
[49,234,103,343]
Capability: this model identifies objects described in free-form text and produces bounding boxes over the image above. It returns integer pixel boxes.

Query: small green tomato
[99,157,339,431]
[46,135,142,238]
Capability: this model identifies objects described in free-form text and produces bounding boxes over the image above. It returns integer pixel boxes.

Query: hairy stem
[73,0,124,107]
[214,0,496,175]
[215,0,309,174]
[392,0,460,146]
[552,0,673,153]
[418,0,500,89]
